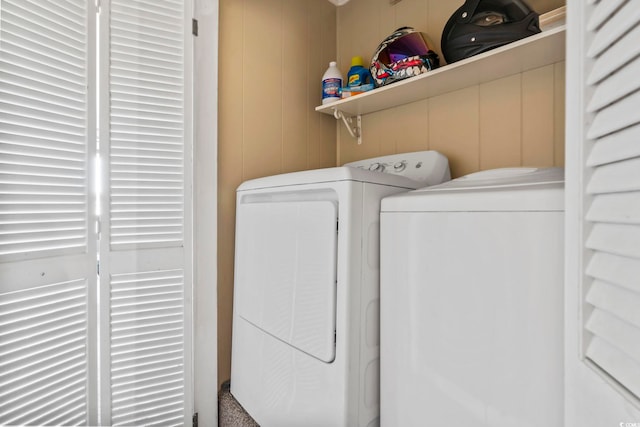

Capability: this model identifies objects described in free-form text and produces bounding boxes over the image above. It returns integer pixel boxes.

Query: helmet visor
[378,32,433,65]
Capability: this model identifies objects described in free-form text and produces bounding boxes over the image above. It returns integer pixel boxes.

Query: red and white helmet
[370,27,440,88]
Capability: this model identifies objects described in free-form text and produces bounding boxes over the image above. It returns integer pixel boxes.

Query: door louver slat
[586,157,640,193]
[587,0,625,30]
[586,89,640,140]
[586,281,640,329]
[585,337,640,398]
[587,21,640,85]
[586,193,640,225]
[587,123,640,166]
[586,252,640,294]
[587,55,640,112]
[586,223,640,259]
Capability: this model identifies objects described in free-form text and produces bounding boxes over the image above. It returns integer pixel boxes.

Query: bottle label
[322,78,342,99]
[348,74,362,87]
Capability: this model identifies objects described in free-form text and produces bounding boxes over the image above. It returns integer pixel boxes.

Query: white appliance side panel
[380,211,564,427]
[353,183,418,427]
[235,200,337,363]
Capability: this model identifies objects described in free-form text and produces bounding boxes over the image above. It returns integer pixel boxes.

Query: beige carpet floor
[218,381,259,427]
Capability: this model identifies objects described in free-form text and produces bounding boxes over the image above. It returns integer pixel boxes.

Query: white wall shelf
[315,24,566,118]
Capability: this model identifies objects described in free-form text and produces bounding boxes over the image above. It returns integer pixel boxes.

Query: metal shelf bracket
[333,109,362,145]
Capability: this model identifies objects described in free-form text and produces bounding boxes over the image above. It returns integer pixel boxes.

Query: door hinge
[192,18,198,36]
[192,412,198,427]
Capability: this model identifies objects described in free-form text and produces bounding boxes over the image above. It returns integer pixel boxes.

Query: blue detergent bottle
[347,56,371,87]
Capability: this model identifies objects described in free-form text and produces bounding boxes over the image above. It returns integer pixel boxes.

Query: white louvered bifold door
[566,0,640,420]
[99,0,193,426]
[0,0,98,425]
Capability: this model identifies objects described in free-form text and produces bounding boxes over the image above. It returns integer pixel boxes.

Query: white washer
[380,167,565,427]
[230,152,450,427]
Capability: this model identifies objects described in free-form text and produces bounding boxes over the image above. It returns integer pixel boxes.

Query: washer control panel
[345,150,451,186]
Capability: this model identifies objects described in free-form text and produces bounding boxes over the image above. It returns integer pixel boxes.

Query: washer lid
[381,167,564,212]
[237,166,420,191]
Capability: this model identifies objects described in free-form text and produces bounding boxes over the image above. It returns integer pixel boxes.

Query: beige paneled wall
[336,0,566,177]
[217,0,337,387]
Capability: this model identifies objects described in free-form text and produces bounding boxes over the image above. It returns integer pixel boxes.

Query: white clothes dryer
[230,151,450,427]
[380,167,565,427]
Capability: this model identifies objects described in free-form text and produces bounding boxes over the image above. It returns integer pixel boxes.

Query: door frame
[193,0,219,425]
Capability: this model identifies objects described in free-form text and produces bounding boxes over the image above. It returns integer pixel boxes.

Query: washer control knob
[369,162,385,172]
[393,161,407,172]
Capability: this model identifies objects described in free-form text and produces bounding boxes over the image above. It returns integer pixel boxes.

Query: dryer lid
[381,167,564,212]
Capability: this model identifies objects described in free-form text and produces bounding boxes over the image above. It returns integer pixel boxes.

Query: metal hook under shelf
[333,109,362,145]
